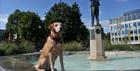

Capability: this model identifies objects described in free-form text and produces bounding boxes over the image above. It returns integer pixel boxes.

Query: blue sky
[0,0,140,33]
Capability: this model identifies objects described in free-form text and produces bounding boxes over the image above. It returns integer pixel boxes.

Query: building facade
[110,9,140,44]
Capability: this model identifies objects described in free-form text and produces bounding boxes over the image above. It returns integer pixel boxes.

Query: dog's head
[48,22,63,33]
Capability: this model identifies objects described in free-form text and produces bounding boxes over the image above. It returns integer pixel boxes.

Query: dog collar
[49,35,62,43]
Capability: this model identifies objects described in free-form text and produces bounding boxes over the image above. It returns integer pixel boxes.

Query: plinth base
[89,25,106,61]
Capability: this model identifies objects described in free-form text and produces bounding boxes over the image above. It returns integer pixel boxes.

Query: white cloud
[100,20,110,33]
[82,17,110,33]
[41,17,45,21]
[81,17,91,29]
[0,14,9,23]
[99,11,102,15]
[0,23,6,29]
[0,18,7,23]
[0,14,9,29]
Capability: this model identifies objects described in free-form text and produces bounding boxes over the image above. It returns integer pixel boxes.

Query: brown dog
[34,22,64,71]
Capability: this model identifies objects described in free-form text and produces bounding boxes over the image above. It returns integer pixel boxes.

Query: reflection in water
[0,55,36,71]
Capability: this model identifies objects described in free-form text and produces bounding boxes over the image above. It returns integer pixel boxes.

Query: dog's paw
[33,64,45,71]
[37,69,45,71]
[34,64,38,69]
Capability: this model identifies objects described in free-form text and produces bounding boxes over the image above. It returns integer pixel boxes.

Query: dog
[34,22,64,71]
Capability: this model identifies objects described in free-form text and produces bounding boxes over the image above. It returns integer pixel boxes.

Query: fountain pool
[0,51,140,71]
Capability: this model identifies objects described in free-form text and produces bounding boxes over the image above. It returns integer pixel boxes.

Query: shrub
[105,44,132,51]
[0,41,18,55]
[0,40,34,56]
[18,39,34,53]
[103,39,140,51]
[63,41,84,51]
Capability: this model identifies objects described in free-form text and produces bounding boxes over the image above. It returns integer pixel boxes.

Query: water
[52,52,140,71]
[0,51,140,71]
[32,51,140,70]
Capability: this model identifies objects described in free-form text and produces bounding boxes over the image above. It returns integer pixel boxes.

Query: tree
[44,2,89,42]
[6,10,43,42]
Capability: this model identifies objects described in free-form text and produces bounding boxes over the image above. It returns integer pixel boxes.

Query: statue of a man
[91,0,100,26]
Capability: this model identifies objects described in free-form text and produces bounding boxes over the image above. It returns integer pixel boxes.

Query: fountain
[0,51,140,71]
[89,0,106,60]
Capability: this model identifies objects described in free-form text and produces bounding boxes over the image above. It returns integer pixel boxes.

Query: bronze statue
[91,0,100,26]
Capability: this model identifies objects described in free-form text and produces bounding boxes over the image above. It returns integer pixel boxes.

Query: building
[110,9,140,45]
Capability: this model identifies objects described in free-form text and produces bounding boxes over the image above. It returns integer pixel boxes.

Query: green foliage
[0,41,17,55]
[18,39,34,53]
[0,40,34,56]
[44,2,89,42]
[105,44,132,51]
[103,38,140,51]
[63,41,84,51]
[6,10,44,42]
[103,32,110,40]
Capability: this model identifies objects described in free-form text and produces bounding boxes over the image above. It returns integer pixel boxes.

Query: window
[110,20,113,24]
[116,38,118,41]
[133,22,137,27]
[118,32,121,35]
[130,30,133,34]
[112,20,115,24]
[121,24,125,29]
[112,38,115,42]
[128,23,130,28]
[138,22,140,26]
[112,26,117,31]
[112,33,114,36]
[130,23,133,28]
[125,30,128,35]
[115,32,117,36]
[128,15,131,21]
[123,37,125,41]
[132,14,136,20]
[120,17,124,22]
[131,37,134,41]
[134,30,137,34]
[125,24,128,28]
[138,29,140,33]
[135,36,138,41]
[122,31,125,35]
[124,16,128,22]
[119,38,121,41]
[136,13,140,19]
[115,19,118,24]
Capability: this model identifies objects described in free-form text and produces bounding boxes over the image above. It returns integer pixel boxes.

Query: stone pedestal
[89,25,106,60]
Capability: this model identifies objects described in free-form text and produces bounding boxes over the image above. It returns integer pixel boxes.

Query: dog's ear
[48,24,54,30]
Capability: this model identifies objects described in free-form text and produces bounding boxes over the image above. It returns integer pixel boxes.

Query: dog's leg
[59,51,65,71]
[34,64,45,71]
[48,53,54,71]
[34,58,46,71]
